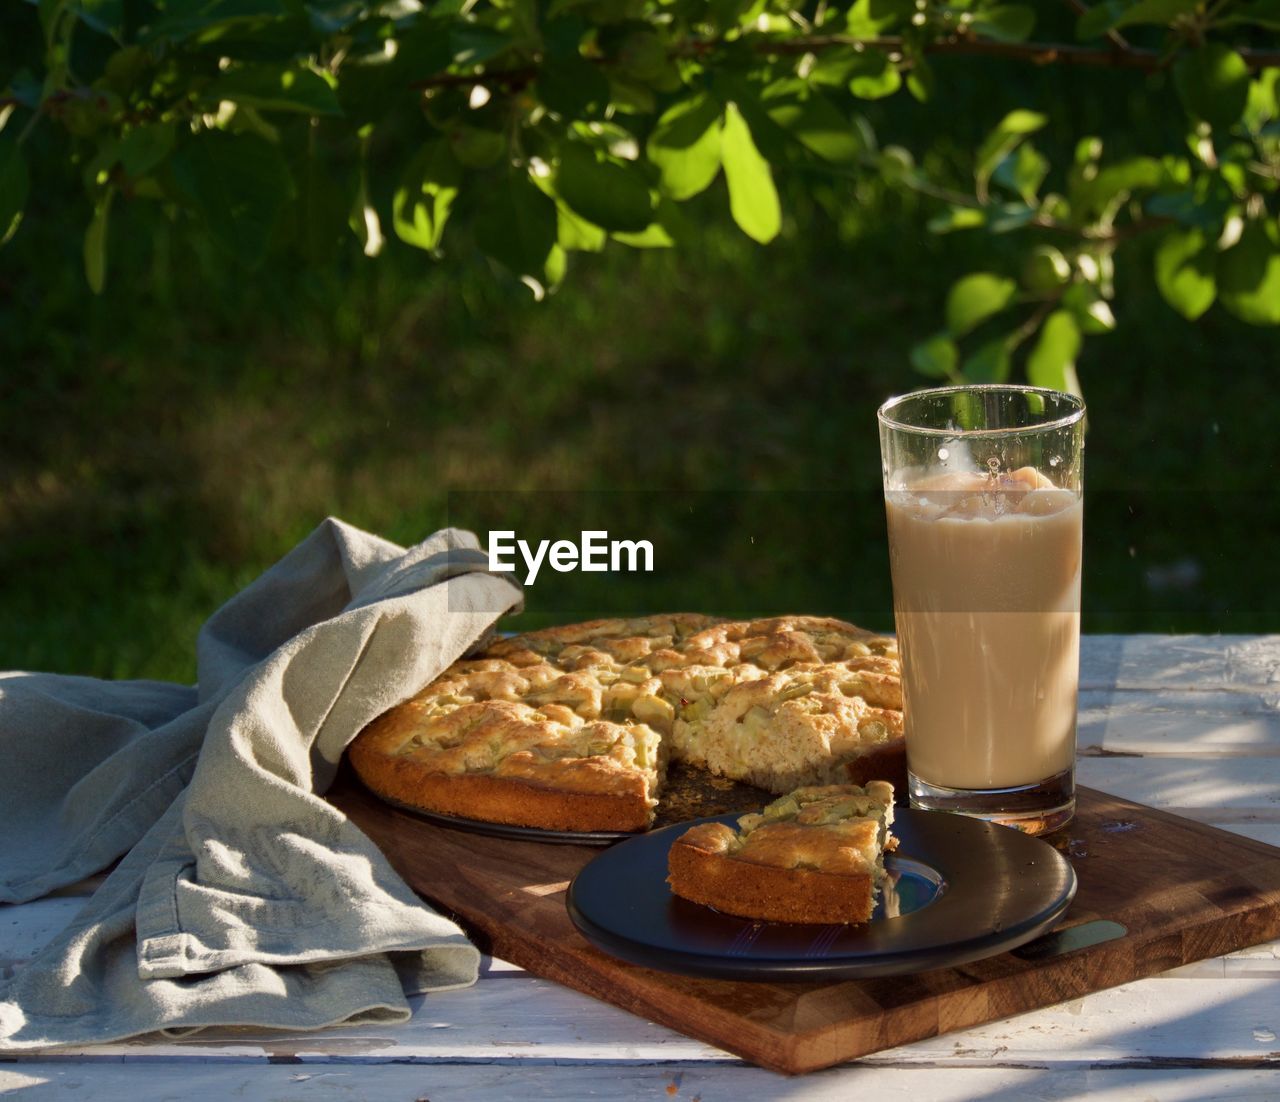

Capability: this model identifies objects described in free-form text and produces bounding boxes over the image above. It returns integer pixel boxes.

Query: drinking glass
[877,385,1086,835]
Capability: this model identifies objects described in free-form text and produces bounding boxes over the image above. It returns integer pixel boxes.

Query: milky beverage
[885,465,1083,791]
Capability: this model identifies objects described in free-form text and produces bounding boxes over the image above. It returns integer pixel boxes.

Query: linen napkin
[0,518,522,1049]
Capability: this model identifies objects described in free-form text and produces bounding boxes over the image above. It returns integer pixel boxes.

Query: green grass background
[3,55,1276,683]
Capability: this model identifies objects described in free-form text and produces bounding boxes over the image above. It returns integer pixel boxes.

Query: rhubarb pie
[347,614,905,831]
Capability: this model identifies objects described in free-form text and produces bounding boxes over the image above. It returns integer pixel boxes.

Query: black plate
[566,808,1077,980]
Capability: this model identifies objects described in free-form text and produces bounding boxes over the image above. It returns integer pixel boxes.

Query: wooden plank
[19,974,1280,1067]
[1211,823,1280,846]
[1075,757,1280,815]
[1080,635,1280,692]
[3,1063,1279,1101]
[1079,701,1280,755]
[1081,687,1280,714]
[867,976,1280,1065]
[325,775,1280,1075]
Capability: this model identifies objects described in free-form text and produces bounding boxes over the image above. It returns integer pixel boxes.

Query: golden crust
[734,818,879,875]
[348,613,904,832]
[666,782,893,924]
[667,842,876,924]
[348,751,654,832]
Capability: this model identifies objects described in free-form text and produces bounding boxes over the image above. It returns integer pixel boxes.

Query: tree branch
[747,34,1280,72]
[1101,214,1176,243]
[408,31,1280,90]
[413,70,534,90]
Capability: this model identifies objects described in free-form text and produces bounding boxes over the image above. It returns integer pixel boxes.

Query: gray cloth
[0,518,523,1049]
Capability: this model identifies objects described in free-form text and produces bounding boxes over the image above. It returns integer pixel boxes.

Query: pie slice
[666,781,896,925]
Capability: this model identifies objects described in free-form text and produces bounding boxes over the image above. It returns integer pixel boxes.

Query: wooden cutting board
[328,771,1280,1076]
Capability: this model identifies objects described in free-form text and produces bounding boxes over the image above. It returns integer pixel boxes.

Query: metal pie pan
[378,794,634,845]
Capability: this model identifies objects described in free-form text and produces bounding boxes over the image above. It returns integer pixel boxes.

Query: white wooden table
[4,636,1279,1100]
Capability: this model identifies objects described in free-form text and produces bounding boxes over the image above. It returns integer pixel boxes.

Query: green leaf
[304,0,367,33]
[1072,155,1165,216]
[906,56,934,104]
[910,332,958,378]
[971,5,1035,42]
[1062,283,1117,334]
[207,63,341,115]
[1146,182,1230,229]
[847,52,901,100]
[449,23,514,66]
[714,78,794,164]
[1244,69,1280,133]
[556,144,653,233]
[702,0,754,28]
[720,102,781,244]
[807,49,864,88]
[1154,227,1216,320]
[879,145,915,185]
[141,0,289,41]
[975,110,1047,199]
[612,220,675,247]
[986,203,1039,233]
[474,171,557,276]
[543,244,568,291]
[962,338,1012,383]
[537,54,609,117]
[1074,136,1103,165]
[1026,310,1081,391]
[646,93,723,200]
[945,272,1017,336]
[927,207,987,234]
[979,108,1046,144]
[541,12,587,52]
[556,203,607,252]
[1078,0,1196,38]
[387,19,454,86]
[1174,45,1250,131]
[613,196,684,248]
[846,0,909,35]
[616,30,668,82]
[171,131,294,267]
[1021,245,1072,293]
[764,89,863,164]
[0,137,29,246]
[1218,219,1280,325]
[608,75,656,115]
[993,142,1048,204]
[118,122,175,177]
[83,189,113,294]
[446,126,506,169]
[393,141,459,252]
